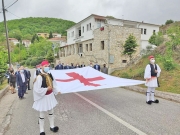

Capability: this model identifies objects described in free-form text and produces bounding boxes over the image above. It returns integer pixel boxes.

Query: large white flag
[50,67,145,94]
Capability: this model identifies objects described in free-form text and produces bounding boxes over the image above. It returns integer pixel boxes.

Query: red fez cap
[149,55,154,59]
[41,60,50,66]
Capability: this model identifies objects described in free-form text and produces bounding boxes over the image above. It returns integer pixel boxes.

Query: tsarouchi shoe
[50,126,59,132]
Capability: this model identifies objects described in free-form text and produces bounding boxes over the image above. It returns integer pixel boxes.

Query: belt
[46,89,53,95]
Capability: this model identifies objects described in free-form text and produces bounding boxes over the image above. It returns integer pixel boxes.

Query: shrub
[20,60,26,65]
[25,59,31,66]
[120,72,131,79]
[163,59,175,71]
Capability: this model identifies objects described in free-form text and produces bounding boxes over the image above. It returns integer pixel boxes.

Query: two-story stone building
[59,14,159,73]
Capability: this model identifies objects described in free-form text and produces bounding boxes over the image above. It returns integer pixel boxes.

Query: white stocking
[150,87,155,101]
[146,87,151,102]
[39,111,45,133]
[48,109,54,128]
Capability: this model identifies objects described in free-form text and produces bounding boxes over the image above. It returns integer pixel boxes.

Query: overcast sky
[0,0,179,25]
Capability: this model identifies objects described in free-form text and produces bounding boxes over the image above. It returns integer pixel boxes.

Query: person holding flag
[144,55,161,105]
[33,60,60,135]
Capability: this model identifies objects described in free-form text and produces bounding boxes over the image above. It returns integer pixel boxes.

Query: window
[89,23,91,30]
[144,29,147,35]
[90,43,92,51]
[122,60,127,63]
[97,22,101,28]
[87,24,89,31]
[86,44,88,51]
[153,30,156,34]
[101,41,104,50]
[71,31,74,37]
[141,28,143,34]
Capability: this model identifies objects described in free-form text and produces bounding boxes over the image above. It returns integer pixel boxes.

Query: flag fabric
[50,66,145,94]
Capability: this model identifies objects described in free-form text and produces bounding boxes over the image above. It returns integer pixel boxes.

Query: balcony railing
[74,34,84,41]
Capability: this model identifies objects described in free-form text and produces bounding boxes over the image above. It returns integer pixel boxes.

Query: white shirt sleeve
[144,65,151,79]
[33,75,48,101]
[53,80,60,95]
[156,64,161,77]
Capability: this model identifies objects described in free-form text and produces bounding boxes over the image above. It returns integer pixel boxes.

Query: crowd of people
[5,66,31,99]
[54,61,108,74]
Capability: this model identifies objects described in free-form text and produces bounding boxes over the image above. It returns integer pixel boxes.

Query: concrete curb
[0,85,9,100]
[124,86,180,103]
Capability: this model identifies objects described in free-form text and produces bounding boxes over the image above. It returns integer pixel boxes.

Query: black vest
[149,64,157,77]
[40,73,54,88]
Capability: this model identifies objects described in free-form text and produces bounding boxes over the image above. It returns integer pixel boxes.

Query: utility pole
[2,0,11,67]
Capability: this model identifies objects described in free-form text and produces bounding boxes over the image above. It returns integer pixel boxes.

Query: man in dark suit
[64,64,71,69]
[25,67,31,90]
[55,61,63,70]
[81,62,86,68]
[16,66,28,99]
[93,62,101,71]
[71,63,74,69]
[22,66,29,94]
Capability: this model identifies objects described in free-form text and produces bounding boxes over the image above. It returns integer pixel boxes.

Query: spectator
[9,69,16,94]
[64,64,71,69]
[93,62,101,71]
[55,61,63,70]
[89,63,93,67]
[16,66,28,99]
[81,62,86,68]
[26,67,31,90]
[101,64,108,74]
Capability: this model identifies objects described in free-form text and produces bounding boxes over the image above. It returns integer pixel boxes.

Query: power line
[6,10,21,19]
[5,0,18,10]
[4,0,16,8]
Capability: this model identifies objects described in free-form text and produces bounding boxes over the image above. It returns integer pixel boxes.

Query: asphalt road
[4,69,180,135]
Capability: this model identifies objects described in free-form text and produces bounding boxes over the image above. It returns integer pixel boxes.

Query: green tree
[23,34,32,40]
[0,46,8,79]
[49,31,53,39]
[123,34,138,60]
[148,32,164,46]
[31,34,39,43]
[46,51,54,63]
[8,29,22,41]
[165,19,174,25]
[0,33,5,42]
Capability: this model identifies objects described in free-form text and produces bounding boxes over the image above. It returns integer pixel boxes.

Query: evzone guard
[144,55,161,105]
[33,60,60,135]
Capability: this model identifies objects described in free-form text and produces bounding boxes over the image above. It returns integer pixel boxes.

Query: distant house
[52,33,61,38]
[22,40,31,47]
[8,38,19,45]
[37,33,49,38]
[37,33,61,38]
[48,37,66,46]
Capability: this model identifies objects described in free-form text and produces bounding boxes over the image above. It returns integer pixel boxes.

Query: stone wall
[58,24,141,73]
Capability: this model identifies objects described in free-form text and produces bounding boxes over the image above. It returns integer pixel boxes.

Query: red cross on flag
[50,67,145,94]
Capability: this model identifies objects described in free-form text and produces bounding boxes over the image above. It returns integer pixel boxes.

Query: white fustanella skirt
[145,77,159,87]
[32,93,58,112]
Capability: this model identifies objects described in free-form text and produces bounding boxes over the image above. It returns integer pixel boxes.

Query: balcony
[74,34,84,43]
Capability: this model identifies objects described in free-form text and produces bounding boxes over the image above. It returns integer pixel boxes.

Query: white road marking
[75,92,147,135]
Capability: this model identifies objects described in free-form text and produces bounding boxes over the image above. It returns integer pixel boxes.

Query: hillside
[111,21,180,94]
[0,17,75,37]
[111,45,180,94]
